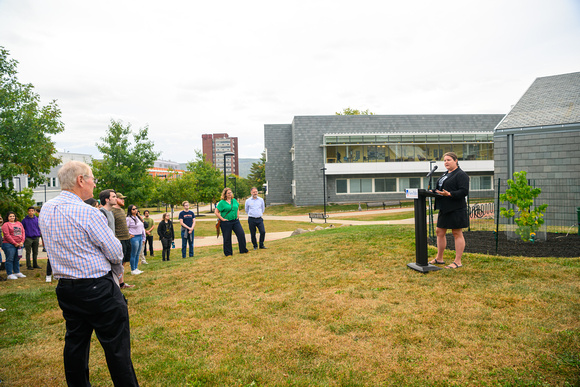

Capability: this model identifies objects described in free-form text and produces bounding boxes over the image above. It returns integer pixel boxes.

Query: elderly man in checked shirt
[39,160,139,387]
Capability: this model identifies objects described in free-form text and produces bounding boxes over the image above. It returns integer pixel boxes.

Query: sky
[1,0,579,163]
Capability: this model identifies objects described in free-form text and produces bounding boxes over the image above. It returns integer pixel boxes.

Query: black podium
[407,189,442,273]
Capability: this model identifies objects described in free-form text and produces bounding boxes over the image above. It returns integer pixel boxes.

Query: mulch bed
[429,231,580,258]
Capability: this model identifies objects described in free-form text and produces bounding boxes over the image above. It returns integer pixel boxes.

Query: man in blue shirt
[21,206,42,270]
[39,160,139,387]
[245,187,267,250]
[178,201,196,258]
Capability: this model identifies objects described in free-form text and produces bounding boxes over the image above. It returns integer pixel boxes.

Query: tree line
[0,46,265,217]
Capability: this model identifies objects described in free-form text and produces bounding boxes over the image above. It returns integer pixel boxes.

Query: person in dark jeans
[142,210,155,257]
[178,201,196,258]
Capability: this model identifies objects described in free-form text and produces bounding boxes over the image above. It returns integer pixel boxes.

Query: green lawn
[1,225,578,386]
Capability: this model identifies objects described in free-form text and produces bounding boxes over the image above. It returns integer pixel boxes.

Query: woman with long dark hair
[1,212,26,280]
[157,213,174,261]
[126,205,146,275]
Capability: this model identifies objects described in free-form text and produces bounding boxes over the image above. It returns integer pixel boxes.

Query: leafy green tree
[186,150,222,207]
[0,46,64,215]
[500,170,548,242]
[247,152,266,190]
[92,120,160,205]
[335,107,375,115]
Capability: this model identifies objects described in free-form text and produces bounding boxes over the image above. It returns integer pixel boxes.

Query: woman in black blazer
[430,152,469,269]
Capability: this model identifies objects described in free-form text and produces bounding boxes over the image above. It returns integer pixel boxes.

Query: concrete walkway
[32,206,416,259]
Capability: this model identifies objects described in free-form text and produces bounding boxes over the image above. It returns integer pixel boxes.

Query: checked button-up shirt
[39,190,123,279]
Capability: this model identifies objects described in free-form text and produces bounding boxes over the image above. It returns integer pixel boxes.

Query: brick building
[202,133,239,176]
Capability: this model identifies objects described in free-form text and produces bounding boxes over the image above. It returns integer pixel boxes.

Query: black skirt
[437,208,469,229]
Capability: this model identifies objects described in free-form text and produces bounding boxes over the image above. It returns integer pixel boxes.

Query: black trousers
[120,239,132,263]
[24,236,40,268]
[160,237,172,260]
[56,273,139,387]
[219,219,248,256]
[143,235,154,256]
[248,217,266,248]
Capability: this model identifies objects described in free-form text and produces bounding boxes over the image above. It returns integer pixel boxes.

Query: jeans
[181,229,194,258]
[129,236,142,271]
[248,217,266,248]
[219,219,248,256]
[56,273,139,386]
[1,243,21,275]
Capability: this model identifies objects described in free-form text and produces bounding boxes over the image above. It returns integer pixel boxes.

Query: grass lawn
[1,225,578,386]
[331,211,415,222]
[154,219,322,239]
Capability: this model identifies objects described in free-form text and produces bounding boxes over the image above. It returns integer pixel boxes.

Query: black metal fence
[428,178,580,237]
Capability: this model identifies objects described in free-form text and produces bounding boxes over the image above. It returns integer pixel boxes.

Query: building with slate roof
[494,71,580,228]
[265,114,504,206]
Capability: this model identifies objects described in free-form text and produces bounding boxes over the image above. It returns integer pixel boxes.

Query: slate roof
[496,72,580,130]
[291,114,505,133]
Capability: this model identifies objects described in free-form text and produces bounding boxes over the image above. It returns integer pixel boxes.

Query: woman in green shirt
[215,187,249,256]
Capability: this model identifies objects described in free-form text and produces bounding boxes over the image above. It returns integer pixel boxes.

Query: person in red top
[1,212,26,280]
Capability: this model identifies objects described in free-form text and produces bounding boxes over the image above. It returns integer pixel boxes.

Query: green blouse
[216,199,239,221]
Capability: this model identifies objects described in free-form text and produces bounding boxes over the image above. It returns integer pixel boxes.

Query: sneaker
[121,283,135,289]
[14,272,26,278]
[7,274,18,280]
[46,275,52,283]
[141,259,148,265]
[131,269,142,275]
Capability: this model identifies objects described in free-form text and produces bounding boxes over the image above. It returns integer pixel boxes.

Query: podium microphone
[426,165,438,177]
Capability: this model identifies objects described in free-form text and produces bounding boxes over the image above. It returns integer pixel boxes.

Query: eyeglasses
[132,208,138,211]
[83,175,99,184]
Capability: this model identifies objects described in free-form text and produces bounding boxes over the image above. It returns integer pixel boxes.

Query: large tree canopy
[0,47,64,216]
[92,119,160,205]
[0,47,64,188]
[186,150,222,204]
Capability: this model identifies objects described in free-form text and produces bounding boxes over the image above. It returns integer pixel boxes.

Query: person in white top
[245,187,267,250]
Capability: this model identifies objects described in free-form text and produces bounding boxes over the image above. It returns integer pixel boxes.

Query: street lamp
[229,176,237,199]
[321,167,327,223]
[223,152,235,189]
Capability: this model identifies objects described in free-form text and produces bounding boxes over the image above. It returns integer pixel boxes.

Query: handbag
[216,204,234,238]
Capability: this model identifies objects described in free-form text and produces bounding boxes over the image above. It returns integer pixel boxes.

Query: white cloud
[1,0,579,160]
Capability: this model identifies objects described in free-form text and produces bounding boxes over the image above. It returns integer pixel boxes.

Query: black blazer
[157,220,174,241]
[434,167,469,214]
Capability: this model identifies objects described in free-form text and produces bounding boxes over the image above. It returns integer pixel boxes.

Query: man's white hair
[58,160,91,190]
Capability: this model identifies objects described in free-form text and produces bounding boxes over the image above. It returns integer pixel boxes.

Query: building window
[399,177,421,191]
[324,133,494,163]
[336,179,348,194]
[375,178,397,192]
[470,176,493,190]
[350,178,372,193]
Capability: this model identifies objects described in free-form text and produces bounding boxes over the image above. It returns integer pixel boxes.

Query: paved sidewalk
[32,207,416,259]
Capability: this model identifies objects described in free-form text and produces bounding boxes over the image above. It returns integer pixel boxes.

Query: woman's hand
[436,189,452,197]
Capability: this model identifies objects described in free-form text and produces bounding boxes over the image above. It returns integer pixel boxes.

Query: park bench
[308,212,329,222]
[365,200,402,210]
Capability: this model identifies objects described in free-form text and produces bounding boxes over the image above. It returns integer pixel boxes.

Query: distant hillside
[178,159,258,178]
[239,158,258,178]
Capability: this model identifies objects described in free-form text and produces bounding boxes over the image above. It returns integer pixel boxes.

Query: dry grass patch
[1,225,578,386]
